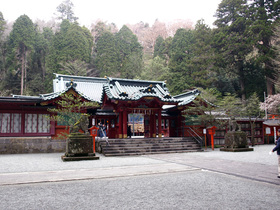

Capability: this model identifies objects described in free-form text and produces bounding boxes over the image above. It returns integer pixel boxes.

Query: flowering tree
[260,93,280,114]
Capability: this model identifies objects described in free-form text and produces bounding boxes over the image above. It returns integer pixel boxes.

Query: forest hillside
[0,0,279,105]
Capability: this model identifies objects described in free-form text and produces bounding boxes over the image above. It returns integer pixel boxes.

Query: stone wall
[0,137,66,154]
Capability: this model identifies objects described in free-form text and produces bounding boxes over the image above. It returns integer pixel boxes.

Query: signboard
[265,127,271,134]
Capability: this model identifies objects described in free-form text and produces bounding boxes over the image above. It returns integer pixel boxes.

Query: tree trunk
[24,50,27,92]
[250,120,255,146]
[238,61,246,101]
[20,48,25,95]
[266,76,275,96]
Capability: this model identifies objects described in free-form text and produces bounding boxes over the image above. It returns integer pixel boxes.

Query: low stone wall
[0,137,66,154]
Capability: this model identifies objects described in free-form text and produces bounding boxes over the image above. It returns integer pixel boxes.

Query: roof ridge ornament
[119,92,128,97]
[66,79,77,88]
[140,85,156,94]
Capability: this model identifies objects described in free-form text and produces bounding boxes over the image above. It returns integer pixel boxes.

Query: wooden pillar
[150,112,156,138]
[118,110,123,139]
[158,109,162,138]
[178,116,182,137]
[123,109,127,139]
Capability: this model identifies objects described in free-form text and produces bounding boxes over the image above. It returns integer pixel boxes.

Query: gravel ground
[0,153,166,174]
[0,145,277,174]
[184,144,278,165]
[0,144,279,210]
[1,170,279,210]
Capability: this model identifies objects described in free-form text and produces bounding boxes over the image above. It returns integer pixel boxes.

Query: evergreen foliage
[115,25,143,78]
[167,28,195,94]
[140,56,169,81]
[213,0,253,101]
[249,0,280,95]
[153,36,164,58]
[0,0,279,110]
[5,15,36,95]
[0,12,6,93]
[45,20,93,92]
[48,93,99,138]
[95,31,120,77]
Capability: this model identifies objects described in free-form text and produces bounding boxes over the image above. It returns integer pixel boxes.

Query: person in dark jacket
[127,125,132,138]
[272,129,280,178]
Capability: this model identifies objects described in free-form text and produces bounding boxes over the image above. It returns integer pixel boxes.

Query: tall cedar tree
[153,36,165,58]
[0,12,6,88]
[6,15,35,95]
[26,26,50,95]
[153,36,173,63]
[95,31,120,77]
[168,28,195,95]
[115,25,143,79]
[46,20,93,92]
[213,0,253,101]
[190,20,216,89]
[249,0,280,95]
[140,56,170,81]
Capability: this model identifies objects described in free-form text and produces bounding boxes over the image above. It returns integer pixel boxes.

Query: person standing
[97,122,101,137]
[102,124,107,137]
[127,125,132,138]
[272,129,280,178]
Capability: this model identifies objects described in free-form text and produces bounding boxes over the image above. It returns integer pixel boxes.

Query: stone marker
[61,114,99,161]
[220,118,253,152]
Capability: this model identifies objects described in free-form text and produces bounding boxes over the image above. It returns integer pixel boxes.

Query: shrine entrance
[124,107,160,138]
[144,115,150,138]
[128,113,144,137]
[127,113,168,138]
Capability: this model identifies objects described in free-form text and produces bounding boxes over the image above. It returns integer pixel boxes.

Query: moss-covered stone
[224,131,248,149]
[65,133,93,157]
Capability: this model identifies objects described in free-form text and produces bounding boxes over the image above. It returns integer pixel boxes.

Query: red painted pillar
[158,109,162,138]
[208,126,216,150]
[123,109,127,139]
[118,110,123,139]
[150,112,156,138]
[178,116,183,137]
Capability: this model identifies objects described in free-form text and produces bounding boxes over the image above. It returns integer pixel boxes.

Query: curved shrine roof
[102,77,179,103]
[9,74,202,107]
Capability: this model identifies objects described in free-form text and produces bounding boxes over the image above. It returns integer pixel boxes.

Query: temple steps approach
[96,137,202,156]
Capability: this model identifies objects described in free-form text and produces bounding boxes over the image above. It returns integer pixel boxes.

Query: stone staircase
[96,137,202,156]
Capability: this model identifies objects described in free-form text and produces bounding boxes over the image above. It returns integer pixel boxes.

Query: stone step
[97,137,195,143]
[101,143,200,149]
[96,137,202,156]
[99,141,186,145]
[102,147,201,152]
[99,142,197,147]
[103,149,203,157]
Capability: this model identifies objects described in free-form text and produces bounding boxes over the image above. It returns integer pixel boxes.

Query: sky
[1,0,222,28]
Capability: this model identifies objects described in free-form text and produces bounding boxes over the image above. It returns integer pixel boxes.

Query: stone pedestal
[220,131,253,152]
[61,133,99,161]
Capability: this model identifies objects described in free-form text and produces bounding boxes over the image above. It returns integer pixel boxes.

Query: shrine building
[0,73,271,154]
[0,74,202,141]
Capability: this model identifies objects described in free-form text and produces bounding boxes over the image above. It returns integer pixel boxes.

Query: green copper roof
[102,77,179,103]
[10,74,202,107]
[174,89,200,106]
